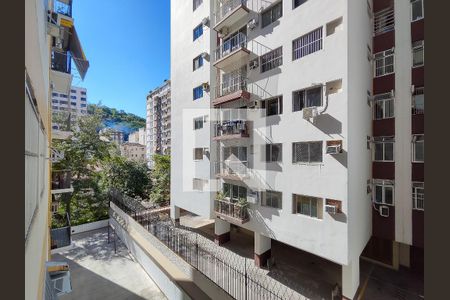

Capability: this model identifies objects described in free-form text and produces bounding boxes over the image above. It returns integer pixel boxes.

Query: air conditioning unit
[326,144,342,155]
[303,107,318,120]
[202,17,210,26]
[249,59,259,70]
[201,52,209,60]
[218,27,229,38]
[247,18,258,30]
[202,82,210,91]
[249,100,261,109]
[325,205,337,214]
[379,205,389,217]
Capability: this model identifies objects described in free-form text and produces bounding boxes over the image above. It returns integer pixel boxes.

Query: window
[223,146,247,162]
[373,6,395,35]
[293,141,323,163]
[52,99,58,104]
[262,1,282,28]
[293,86,322,111]
[265,143,282,162]
[373,92,394,120]
[81,97,87,101]
[412,134,424,162]
[193,178,207,191]
[260,47,283,73]
[194,148,204,160]
[70,102,76,106]
[193,0,202,11]
[293,194,322,219]
[193,85,203,100]
[412,182,424,210]
[373,180,394,205]
[293,0,307,9]
[261,190,282,209]
[70,95,76,99]
[70,89,76,93]
[193,116,204,129]
[223,183,247,200]
[60,100,68,105]
[52,92,58,96]
[81,91,86,95]
[412,40,424,67]
[293,27,323,60]
[193,24,203,41]
[411,0,424,22]
[52,106,58,110]
[374,49,394,77]
[81,104,87,108]
[412,87,424,114]
[60,94,68,98]
[374,136,394,162]
[262,96,283,116]
[193,55,204,71]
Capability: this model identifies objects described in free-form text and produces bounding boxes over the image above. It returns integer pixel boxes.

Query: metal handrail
[215,32,247,61]
[214,0,248,26]
[214,199,249,221]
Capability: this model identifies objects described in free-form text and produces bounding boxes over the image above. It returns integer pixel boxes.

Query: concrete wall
[70,219,109,235]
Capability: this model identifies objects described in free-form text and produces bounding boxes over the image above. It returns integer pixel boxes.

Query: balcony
[214,120,249,140]
[213,75,251,106]
[214,161,249,180]
[214,32,250,71]
[213,0,250,32]
[214,199,249,224]
[51,170,73,194]
[50,49,73,95]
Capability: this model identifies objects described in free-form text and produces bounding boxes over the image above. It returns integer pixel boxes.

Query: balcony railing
[214,120,249,139]
[214,199,249,223]
[214,161,248,179]
[215,75,247,98]
[51,49,71,74]
[215,32,247,62]
[51,170,72,190]
[214,0,248,28]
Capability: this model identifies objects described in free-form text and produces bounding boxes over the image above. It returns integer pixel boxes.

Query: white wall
[70,219,109,234]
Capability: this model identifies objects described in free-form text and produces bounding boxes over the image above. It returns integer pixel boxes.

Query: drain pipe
[311,82,329,115]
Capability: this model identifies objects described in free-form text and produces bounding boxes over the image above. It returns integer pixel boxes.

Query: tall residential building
[128,127,146,145]
[26,0,88,299]
[146,80,171,168]
[51,85,88,130]
[170,0,424,298]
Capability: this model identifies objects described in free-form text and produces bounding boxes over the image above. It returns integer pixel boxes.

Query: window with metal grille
[262,1,282,28]
[265,143,282,162]
[293,194,322,219]
[292,141,323,163]
[412,134,424,162]
[411,0,424,22]
[193,24,203,41]
[412,40,424,67]
[373,92,394,120]
[293,0,308,9]
[412,87,424,114]
[374,49,394,77]
[373,180,394,205]
[193,0,202,11]
[293,86,322,112]
[193,55,203,71]
[412,182,424,210]
[293,27,323,61]
[261,190,282,209]
[373,136,394,162]
[374,6,394,35]
[260,47,282,73]
[193,85,203,100]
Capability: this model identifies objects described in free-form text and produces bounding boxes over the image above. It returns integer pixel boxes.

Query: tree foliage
[150,154,170,205]
[88,103,146,131]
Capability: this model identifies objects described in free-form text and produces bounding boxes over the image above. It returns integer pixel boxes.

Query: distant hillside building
[120,142,146,162]
[128,127,146,145]
[99,128,125,145]
[146,79,171,168]
[51,85,88,130]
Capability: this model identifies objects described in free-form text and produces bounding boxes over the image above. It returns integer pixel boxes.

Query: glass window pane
[412,0,423,21]
[415,141,424,161]
[385,186,393,205]
[310,198,317,218]
[375,185,383,203]
[306,87,322,107]
[384,143,394,161]
[232,185,239,200]
[375,143,384,161]
[374,101,384,119]
[271,144,282,162]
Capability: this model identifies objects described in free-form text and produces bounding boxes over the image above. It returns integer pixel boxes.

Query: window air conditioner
[202,82,210,91]
[326,144,342,155]
[303,107,318,120]
[325,205,337,214]
[202,17,209,26]
[248,18,258,30]
[201,52,209,60]
[249,59,259,70]
[379,205,389,217]
[218,27,229,38]
[249,100,261,108]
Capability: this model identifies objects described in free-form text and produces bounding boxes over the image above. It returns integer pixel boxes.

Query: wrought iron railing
[214,199,249,221]
[215,75,248,99]
[215,32,247,62]
[214,120,249,137]
[214,0,248,27]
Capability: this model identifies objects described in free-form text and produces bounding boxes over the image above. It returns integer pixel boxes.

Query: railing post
[245,258,248,300]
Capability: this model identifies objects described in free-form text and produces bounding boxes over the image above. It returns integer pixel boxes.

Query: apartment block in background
[128,127,146,145]
[51,85,88,130]
[99,128,125,145]
[170,0,424,298]
[120,142,146,162]
[26,0,89,299]
[146,79,171,168]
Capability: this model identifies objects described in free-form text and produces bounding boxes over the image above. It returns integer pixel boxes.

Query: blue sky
[72,0,170,118]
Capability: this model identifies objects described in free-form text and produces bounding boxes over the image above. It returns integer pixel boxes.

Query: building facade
[120,142,146,162]
[128,127,146,145]
[146,80,171,168]
[99,128,125,145]
[170,0,424,298]
[51,85,88,130]
[26,0,88,299]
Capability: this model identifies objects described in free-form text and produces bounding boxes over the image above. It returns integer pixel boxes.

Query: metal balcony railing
[214,199,249,222]
[214,161,248,178]
[215,75,248,98]
[214,0,248,27]
[215,32,247,62]
[51,49,71,74]
[214,120,249,138]
[374,7,395,36]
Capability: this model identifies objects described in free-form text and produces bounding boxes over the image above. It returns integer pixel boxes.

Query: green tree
[150,154,170,205]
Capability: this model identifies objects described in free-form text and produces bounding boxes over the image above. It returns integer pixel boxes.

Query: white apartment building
[146,80,171,168]
[128,127,146,145]
[51,86,88,130]
[171,0,424,298]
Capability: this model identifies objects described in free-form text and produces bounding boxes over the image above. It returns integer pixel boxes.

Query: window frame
[373,136,395,162]
[412,182,424,210]
[293,27,323,61]
[293,194,322,219]
[412,40,424,68]
[293,0,307,9]
[412,87,424,115]
[292,86,323,112]
[261,1,283,28]
[412,134,424,163]
[193,85,204,100]
[373,180,395,206]
[193,116,204,130]
[261,190,283,209]
[292,141,323,164]
[373,92,395,120]
[265,143,283,163]
[262,95,283,116]
[374,49,395,77]
[411,0,424,22]
[193,54,204,71]
[193,24,203,41]
[223,183,247,201]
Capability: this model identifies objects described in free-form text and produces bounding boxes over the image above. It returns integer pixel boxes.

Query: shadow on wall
[312,113,342,135]
[248,209,277,239]
[331,149,348,168]
[330,212,347,223]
